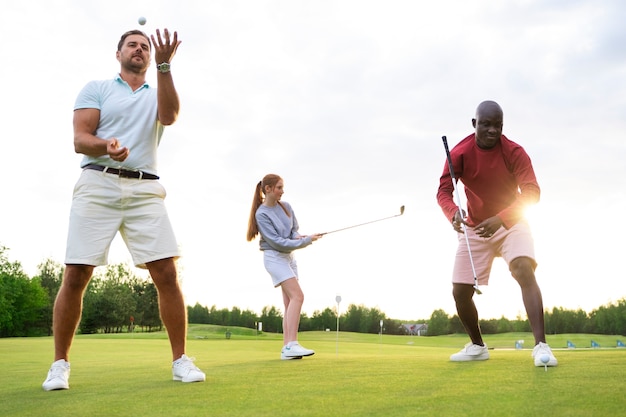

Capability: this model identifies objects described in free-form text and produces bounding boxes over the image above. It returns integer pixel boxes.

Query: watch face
[158,63,170,72]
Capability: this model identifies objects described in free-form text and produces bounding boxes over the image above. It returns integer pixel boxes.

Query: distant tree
[570,308,592,334]
[298,312,312,331]
[188,303,210,324]
[81,275,135,333]
[35,259,64,335]
[384,318,406,335]
[126,273,160,331]
[187,304,258,328]
[238,309,259,329]
[427,309,450,336]
[259,305,282,333]
[340,304,389,334]
[545,307,590,334]
[230,306,242,327]
[342,304,364,333]
[0,246,48,337]
[310,307,337,331]
[589,299,626,336]
[496,316,512,333]
[138,281,161,331]
[545,307,563,335]
[366,307,386,334]
[511,314,531,332]
[207,305,230,326]
[479,318,498,334]
[80,263,162,333]
[449,315,465,334]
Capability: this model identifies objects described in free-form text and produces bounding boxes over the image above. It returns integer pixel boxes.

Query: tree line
[425,302,626,337]
[1,245,625,337]
[188,303,399,334]
[0,246,164,337]
[186,301,626,337]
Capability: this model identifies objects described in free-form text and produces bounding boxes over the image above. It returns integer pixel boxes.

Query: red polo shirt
[437,134,540,228]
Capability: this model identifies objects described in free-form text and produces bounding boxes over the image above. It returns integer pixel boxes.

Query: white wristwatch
[157,62,171,73]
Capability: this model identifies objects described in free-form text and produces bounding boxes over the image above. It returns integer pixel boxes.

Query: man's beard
[123,55,149,74]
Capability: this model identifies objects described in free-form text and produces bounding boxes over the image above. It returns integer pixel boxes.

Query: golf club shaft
[442,136,481,294]
[322,206,404,235]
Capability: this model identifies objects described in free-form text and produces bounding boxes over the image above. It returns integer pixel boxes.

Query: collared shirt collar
[114,73,150,91]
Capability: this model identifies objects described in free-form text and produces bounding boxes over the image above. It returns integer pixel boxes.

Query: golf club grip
[442,136,455,182]
[442,135,462,206]
[442,135,450,153]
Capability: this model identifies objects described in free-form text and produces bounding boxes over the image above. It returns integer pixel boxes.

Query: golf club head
[474,285,482,295]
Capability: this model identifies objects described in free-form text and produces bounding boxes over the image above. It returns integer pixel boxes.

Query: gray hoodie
[255,202,313,253]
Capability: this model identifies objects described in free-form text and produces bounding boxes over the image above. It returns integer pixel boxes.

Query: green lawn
[1,327,625,416]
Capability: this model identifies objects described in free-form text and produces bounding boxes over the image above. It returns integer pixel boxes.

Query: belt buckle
[120,168,142,179]
[106,166,124,177]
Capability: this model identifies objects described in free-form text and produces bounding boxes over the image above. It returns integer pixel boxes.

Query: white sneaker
[42,359,70,391]
[450,343,489,361]
[532,342,558,367]
[281,342,315,359]
[172,355,206,382]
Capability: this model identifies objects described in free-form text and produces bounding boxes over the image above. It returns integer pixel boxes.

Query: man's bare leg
[53,264,94,361]
[510,257,546,345]
[147,258,187,360]
[452,283,484,345]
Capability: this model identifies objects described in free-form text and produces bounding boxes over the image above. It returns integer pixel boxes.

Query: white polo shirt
[74,74,164,174]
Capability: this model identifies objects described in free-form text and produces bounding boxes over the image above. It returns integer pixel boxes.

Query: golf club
[442,136,482,295]
[321,205,405,235]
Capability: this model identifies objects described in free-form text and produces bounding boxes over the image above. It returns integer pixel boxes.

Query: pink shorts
[452,220,536,286]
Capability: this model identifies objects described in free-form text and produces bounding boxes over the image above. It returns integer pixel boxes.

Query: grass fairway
[1,327,625,417]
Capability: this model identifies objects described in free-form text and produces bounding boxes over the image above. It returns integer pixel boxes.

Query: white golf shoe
[532,342,558,367]
[450,343,489,361]
[281,342,315,360]
[42,359,70,391]
[172,355,206,382]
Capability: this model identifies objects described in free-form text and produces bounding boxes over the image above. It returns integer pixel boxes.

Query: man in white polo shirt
[42,28,205,391]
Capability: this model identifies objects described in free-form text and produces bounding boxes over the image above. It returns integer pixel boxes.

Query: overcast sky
[2,0,625,321]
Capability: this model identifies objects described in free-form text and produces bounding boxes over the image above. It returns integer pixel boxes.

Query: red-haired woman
[247,174,322,360]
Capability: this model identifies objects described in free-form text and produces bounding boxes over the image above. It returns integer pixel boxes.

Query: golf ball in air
[540,354,550,364]
[138,16,147,25]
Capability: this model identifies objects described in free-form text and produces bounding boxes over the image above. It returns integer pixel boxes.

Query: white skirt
[263,250,299,287]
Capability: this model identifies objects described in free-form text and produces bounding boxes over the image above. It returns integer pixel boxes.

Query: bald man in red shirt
[437,100,557,367]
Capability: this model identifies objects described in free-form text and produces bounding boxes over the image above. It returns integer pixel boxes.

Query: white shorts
[263,250,298,287]
[452,220,536,286]
[64,169,180,269]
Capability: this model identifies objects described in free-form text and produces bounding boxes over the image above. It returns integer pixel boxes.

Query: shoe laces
[464,342,485,351]
[175,355,200,370]
[48,363,68,378]
[533,342,552,356]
